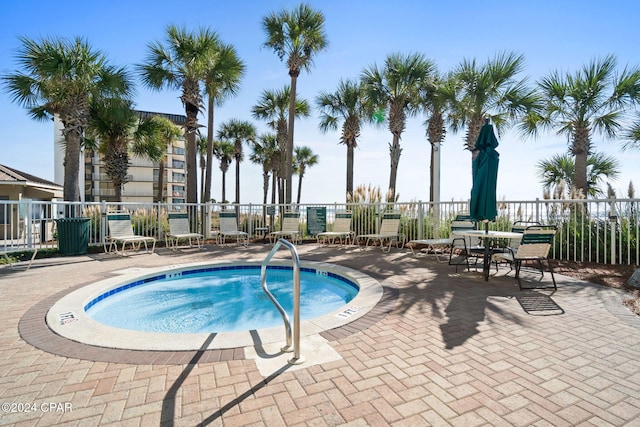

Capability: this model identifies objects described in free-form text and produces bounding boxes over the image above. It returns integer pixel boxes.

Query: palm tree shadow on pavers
[303,246,527,349]
[389,255,525,349]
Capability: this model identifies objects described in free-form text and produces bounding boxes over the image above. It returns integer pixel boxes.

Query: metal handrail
[260,238,304,364]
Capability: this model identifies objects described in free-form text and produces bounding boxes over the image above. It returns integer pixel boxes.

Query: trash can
[56,218,90,255]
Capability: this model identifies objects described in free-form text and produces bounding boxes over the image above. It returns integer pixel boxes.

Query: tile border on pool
[43,260,386,353]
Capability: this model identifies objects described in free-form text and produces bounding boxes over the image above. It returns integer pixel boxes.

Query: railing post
[417,201,423,239]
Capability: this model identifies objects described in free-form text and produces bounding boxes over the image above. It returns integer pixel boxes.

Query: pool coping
[44,260,384,352]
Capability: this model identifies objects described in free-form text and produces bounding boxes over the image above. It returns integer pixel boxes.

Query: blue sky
[2,0,639,203]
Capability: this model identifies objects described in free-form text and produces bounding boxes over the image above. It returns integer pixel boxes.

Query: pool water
[86,267,358,333]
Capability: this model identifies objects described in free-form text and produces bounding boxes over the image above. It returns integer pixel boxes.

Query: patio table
[452,229,523,281]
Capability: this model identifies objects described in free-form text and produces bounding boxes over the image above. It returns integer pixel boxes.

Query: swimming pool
[85,266,359,333]
[46,260,383,351]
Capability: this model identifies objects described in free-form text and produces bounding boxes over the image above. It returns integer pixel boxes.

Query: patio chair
[218,211,248,246]
[269,211,301,244]
[1,248,38,271]
[166,212,204,250]
[448,220,482,271]
[491,221,541,270]
[316,211,355,246]
[493,225,557,290]
[106,212,156,256]
[356,211,404,253]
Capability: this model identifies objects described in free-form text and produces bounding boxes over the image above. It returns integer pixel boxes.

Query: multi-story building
[54,111,187,205]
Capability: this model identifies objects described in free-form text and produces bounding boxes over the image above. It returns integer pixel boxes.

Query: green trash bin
[56,218,90,255]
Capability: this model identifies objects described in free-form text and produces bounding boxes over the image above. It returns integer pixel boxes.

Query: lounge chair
[406,237,454,262]
[106,212,156,256]
[218,211,248,245]
[492,225,557,290]
[316,211,354,246]
[356,211,404,253]
[269,211,301,244]
[166,212,204,250]
[1,248,38,271]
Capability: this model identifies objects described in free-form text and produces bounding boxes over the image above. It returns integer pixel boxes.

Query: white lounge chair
[356,211,404,253]
[166,212,203,250]
[106,212,156,255]
[316,211,354,246]
[1,248,38,271]
[406,238,454,262]
[269,211,301,244]
[218,211,248,245]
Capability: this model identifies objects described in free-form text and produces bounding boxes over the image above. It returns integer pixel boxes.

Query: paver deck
[1,243,639,426]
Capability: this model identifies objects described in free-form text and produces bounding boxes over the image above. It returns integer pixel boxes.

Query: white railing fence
[1,198,638,265]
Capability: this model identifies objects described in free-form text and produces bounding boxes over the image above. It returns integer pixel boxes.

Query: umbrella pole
[483,220,490,281]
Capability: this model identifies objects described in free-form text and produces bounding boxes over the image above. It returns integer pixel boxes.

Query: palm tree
[421,71,457,203]
[85,98,152,202]
[251,134,281,227]
[2,36,131,203]
[202,42,245,205]
[212,139,234,203]
[523,55,640,197]
[138,25,220,203]
[262,3,328,205]
[216,119,256,205]
[536,152,620,198]
[140,116,183,203]
[293,146,319,205]
[251,86,310,204]
[316,78,367,202]
[361,52,436,200]
[250,134,281,206]
[450,51,537,156]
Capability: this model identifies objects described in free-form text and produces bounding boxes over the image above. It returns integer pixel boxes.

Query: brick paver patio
[1,243,639,426]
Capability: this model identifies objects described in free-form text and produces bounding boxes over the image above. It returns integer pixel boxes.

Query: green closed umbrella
[470,119,500,280]
[470,120,499,221]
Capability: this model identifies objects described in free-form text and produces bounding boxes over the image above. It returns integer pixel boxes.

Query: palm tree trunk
[429,143,436,203]
[221,171,227,203]
[185,104,199,204]
[346,143,354,202]
[296,171,303,205]
[286,72,300,206]
[204,97,215,203]
[199,157,205,202]
[157,160,165,203]
[388,135,402,200]
[63,130,83,204]
[262,168,269,225]
[115,183,122,203]
[235,158,240,203]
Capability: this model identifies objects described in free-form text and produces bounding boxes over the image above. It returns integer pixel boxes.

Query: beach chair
[493,225,557,290]
[356,211,404,253]
[106,212,156,256]
[166,212,203,250]
[269,211,301,244]
[406,237,454,262]
[1,248,38,271]
[218,211,248,245]
[316,211,354,246]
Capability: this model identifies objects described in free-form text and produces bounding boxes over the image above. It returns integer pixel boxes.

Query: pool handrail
[260,238,304,365]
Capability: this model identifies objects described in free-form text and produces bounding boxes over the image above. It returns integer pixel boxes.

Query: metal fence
[1,198,638,265]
